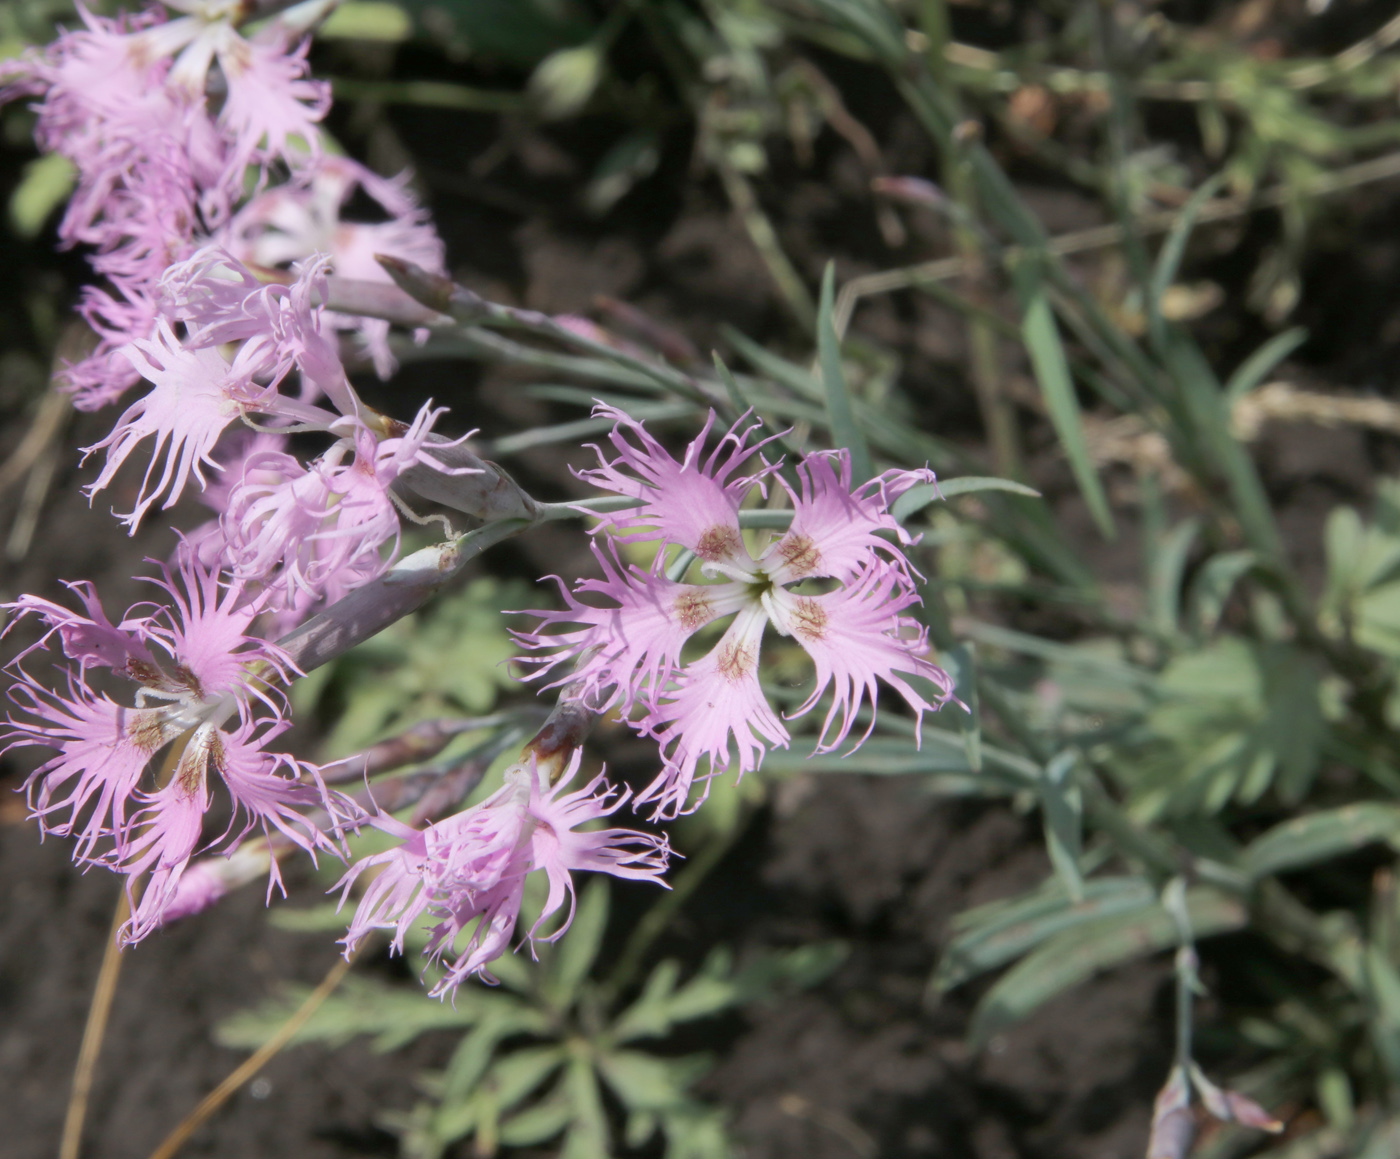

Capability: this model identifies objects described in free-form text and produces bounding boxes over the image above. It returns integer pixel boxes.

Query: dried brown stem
[144,949,359,1159]
[58,892,129,1159]
[834,150,1400,337]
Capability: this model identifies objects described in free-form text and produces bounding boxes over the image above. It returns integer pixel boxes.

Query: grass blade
[818,262,873,483]
[1011,259,1115,538]
[1225,327,1309,402]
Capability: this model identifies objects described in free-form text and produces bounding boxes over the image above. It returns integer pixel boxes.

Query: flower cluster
[517,406,956,818]
[0,1,469,943]
[2,3,953,996]
[2,0,457,610]
[1,0,337,406]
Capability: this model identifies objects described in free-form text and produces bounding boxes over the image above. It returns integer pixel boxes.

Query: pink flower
[1,3,332,409]
[226,155,446,377]
[517,408,955,818]
[338,751,669,996]
[83,319,281,530]
[210,28,329,180]
[219,402,469,614]
[119,716,333,944]
[3,558,348,938]
[84,251,376,532]
[576,405,781,566]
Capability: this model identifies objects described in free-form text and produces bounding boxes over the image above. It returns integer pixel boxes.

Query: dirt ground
[4,11,1400,1158]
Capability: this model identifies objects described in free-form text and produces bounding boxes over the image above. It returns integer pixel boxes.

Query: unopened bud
[529,44,603,120]
[1147,1068,1195,1159]
[1190,1065,1282,1133]
[870,176,946,207]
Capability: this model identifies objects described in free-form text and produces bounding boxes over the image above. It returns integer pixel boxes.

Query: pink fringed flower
[517,406,955,818]
[84,252,386,532]
[2,557,350,940]
[218,402,473,616]
[83,318,282,530]
[226,155,447,377]
[338,751,669,997]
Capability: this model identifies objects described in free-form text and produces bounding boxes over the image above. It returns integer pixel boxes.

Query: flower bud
[529,44,603,120]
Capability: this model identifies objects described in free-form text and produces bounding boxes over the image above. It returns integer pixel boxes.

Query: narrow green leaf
[661,1108,733,1159]
[720,325,821,399]
[214,976,505,1053]
[944,643,981,773]
[891,476,1041,524]
[498,1087,574,1148]
[934,876,1156,993]
[597,1051,695,1111]
[626,1112,659,1150]
[1241,804,1400,881]
[441,1020,521,1106]
[1149,173,1227,332]
[1190,550,1259,635]
[818,262,873,483]
[1040,751,1084,902]
[1367,945,1400,1084]
[959,619,1155,687]
[490,1047,569,1114]
[562,1056,612,1159]
[1225,327,1308,402]
[1163,333,1283,559]
[489,402,694,456]
[1011,259,1114,538]
[968,888,1247,1049]
[1148,517,1201,637]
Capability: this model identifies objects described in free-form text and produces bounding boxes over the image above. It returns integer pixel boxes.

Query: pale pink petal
[526,753,669,941]
[139,555,291,704]
[215,29,329,175]
[426,876,527,997]
[514,538,749,717]
[767,564,954,753]
[763,451,935,584]
[213,717,344,862]
[639,606,789,818]
[578,405,777,571]
[117,727,213,943]
[2,581,158,679]
[84,320,273,529]
[3,674,181,864]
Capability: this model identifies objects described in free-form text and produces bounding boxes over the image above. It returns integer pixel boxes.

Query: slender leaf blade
[1011,260,1114,537]
[818,262,873,483]
[968,888,1247,1049]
